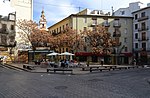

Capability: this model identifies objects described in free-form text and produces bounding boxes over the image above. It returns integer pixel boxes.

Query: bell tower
[39,9,47,30]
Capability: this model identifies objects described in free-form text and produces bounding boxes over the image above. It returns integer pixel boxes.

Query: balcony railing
[112,42,122,47]
[102,22,110,27]
[138,37,149,41]
[113,23,121,28]
[113,32,121,37]
[138,16,149,21]
[0,28,8,34]
[89,23,98,27]
[138,26,149,31]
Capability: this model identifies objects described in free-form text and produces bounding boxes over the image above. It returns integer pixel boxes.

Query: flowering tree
[80,25,115,55]
[50,27,79,53]
[17,20,52,50]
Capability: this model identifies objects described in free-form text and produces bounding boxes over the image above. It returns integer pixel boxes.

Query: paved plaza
[0,64,150,98]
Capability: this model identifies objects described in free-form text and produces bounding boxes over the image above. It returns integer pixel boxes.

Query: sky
[33,0,150,27]
[0,0,149,27]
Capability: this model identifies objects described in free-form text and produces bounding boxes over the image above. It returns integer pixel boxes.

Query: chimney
[147,3,150,7]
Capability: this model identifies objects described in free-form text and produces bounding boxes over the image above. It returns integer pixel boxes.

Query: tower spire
[39,8,47,30]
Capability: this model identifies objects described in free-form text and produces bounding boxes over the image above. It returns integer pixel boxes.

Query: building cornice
[48,14,133,29]
[132,6,150,14]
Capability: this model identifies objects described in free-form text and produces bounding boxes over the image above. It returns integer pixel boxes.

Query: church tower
[39,9,47,30]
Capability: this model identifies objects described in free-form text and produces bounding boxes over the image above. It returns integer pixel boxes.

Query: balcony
[102,22,110,27]
[138,16,149,22]
[112,42,122,47]
[138,37,149,41]
[138,26,149,31]
[0,28,8,34]
[89,23,98,27]
[133,48,142,52]
[113,23,121,28]
[113,30,121,37]
[113,33,121,37]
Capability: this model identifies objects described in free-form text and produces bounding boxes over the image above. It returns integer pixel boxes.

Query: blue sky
[33,0,149,28]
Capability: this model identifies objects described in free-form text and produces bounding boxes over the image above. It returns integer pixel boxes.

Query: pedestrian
[101,58,104,66]
[133,59,136,66]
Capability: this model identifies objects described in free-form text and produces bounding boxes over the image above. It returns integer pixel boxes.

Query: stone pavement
[1,65,150,98]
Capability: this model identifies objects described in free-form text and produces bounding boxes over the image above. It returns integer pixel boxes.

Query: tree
[50,27,78,53]
[17,19,51,50]
[80,25,115,55]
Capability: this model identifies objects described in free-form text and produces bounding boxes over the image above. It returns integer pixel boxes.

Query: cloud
[33,0,78,27]
[33,0,150,27]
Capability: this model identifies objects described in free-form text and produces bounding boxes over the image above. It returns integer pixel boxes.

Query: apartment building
[0,13,16,61]
[132,5,150,64]
[48,9,133,64]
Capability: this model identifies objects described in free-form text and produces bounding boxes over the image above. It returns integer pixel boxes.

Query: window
[135,14,138,20]
[114,19,120,26]
[141,22,146,30]
[142,42,146,50]
[66,23,68,27]
[135,33,138,39]
[124,28,127,34]
[92,18,97,25]
[135,24,138,30]
[11,25,14,30]
[124,47,128,52]
[63,25,64,30]
[2,24,6,32]
[121,11,125,15]
[9,36,15,42]
[60,27,61,32]
[135,43,138,48]
[83,27,87,31]
[141,12,145,17]
[124,38,127,43]
[84,17,87,23]
[66,48,68,52]
[1,35,7,45]
[42,24,44,28]
[57,28,58,33]
[142,32,146,40]
[93,27,96,31]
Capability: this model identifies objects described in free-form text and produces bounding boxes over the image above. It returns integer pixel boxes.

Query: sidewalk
[5,63,90,74]
[4,63,147,75]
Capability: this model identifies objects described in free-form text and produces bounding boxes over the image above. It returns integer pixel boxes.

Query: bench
[115,66,129,70]
[23,64,37,70]
[89,66,100,72]
[47,68,73,74]
[103,66,117,69]
[90,66,111,72]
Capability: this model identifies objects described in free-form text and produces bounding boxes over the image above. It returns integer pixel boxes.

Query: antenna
[111,6,114,16]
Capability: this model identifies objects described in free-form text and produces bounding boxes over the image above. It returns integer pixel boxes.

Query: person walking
[101,58,104,66]
[133,59,136,66]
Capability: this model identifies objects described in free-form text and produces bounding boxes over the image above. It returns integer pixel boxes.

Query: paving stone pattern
[0,65,150,98]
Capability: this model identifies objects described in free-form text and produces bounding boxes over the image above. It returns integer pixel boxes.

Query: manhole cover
[88,79,103,82]
[55,86,68,90]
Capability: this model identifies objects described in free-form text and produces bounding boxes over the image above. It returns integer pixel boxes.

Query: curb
[3,64,31,72]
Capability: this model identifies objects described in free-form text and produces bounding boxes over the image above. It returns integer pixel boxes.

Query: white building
[114,2,141,17]
[132,4,150,64]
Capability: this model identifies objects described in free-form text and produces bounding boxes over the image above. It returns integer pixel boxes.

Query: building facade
[0,13,16,61]
[48,9,133,64]
[10,0,33,21]
[132,6,150,64]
